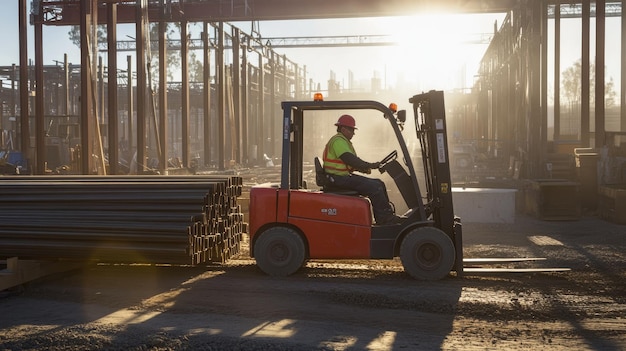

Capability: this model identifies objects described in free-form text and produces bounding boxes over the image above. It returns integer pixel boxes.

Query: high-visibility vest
[323,133,355,176]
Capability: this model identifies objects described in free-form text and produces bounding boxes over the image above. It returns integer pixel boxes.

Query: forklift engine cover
[250,186,372,259]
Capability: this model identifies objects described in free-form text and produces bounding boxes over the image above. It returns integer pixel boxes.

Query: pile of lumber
[0,175,245,265]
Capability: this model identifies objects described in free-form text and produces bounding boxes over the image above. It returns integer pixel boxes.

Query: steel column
[241,39,249,164]
[541,0,548,165]
[98,57,104,128]
[581,0,590,146]
[158,1,168,173]
[126,55,134,157]
[554,4,561,142]
[79,0,97,174]
[269,51,276,158]
[11,64,17,122]
[622,0,626,130]
[136,0,148,174]
[282,55,288,100]
[294,64,300,98]
[108,3,119,174]
[19,0,29,170]
[202,23,211,166]
[595,0,606,148]
[64,55,70,139]
[35,0,45,174]
[506,59,514,159]
[217,22,225,170]
[528,0,543,178]
[181,21,190,168]
[258,54,265,163]
[232,27,242,164]
[295,64,303,99]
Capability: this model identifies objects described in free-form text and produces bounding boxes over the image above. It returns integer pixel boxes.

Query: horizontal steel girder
[41,0,516,25]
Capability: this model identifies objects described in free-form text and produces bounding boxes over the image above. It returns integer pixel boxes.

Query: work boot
[377,214,403,225]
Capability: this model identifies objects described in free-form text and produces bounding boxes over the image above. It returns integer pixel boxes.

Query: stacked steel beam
[0,175,245,265]
[188,174,245,264]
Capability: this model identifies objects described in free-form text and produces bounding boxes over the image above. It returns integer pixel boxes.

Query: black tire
[254,226,306,277]
[400,227,455,280]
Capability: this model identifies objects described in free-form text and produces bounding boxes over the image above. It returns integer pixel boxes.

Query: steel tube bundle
[0,175,245,265]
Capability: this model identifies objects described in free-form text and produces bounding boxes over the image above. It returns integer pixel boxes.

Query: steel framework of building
[469,1,626,181]
[4,0,625,180]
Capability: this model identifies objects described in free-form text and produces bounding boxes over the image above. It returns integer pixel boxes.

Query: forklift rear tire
[400,227,455,280]
[254,226,306,277]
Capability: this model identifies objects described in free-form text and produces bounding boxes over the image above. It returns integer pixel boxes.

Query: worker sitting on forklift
[323,114,402,225]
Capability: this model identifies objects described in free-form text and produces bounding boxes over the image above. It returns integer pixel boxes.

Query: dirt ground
[1,212,625,350]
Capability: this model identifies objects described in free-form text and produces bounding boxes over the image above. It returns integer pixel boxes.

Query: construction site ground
[1,208,624,350]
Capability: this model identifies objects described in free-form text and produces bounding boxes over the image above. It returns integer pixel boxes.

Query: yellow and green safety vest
[323,133,356,176]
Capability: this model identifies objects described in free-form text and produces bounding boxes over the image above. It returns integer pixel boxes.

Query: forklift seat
[314,157,359,196]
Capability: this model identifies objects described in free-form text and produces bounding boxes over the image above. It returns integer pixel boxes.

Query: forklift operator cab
[248,91,463,280]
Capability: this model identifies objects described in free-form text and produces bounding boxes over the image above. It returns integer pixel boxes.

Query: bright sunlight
[383,13,501,91]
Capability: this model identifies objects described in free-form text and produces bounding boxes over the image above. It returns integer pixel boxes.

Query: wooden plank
[463,257,547,264]
[463,267,571,274]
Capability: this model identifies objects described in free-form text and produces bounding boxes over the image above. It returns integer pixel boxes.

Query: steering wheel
[379,150,397,168]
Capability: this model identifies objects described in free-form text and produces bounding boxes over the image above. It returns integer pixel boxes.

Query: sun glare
[384,14,496,90]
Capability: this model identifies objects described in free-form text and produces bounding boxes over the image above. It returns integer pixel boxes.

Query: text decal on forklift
[436,133,446,163]
[441,182,449,194]
[435,119,444,130]
[284,118,290,140]
[321,208,337,216]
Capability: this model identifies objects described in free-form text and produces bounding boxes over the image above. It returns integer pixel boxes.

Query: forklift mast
[409,91,456,238]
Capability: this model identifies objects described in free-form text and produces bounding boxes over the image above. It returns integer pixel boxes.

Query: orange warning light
[313,93,324,101]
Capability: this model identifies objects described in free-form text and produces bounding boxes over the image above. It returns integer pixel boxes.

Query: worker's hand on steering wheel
[378,150,398,168]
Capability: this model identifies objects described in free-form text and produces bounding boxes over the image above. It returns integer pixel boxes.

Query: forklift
[248,90,567,280]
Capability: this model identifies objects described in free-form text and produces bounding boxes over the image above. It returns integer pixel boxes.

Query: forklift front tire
[254,226,306,277]
[400,227,455,280]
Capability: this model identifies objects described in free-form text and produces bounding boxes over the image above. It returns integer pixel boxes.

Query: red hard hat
[334,114,357,129]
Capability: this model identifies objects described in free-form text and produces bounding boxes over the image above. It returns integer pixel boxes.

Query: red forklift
[248,90,567,280]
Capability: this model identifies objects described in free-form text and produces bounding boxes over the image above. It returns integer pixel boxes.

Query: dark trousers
[328,173,394,222]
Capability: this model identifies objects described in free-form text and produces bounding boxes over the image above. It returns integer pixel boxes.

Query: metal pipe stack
[0,175,245,265]
[189,175,245,264]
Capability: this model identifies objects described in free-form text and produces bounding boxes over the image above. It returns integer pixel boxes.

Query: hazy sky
[0,3,621,96]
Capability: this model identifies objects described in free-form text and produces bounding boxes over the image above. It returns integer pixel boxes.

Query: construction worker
[322,114,402,225]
